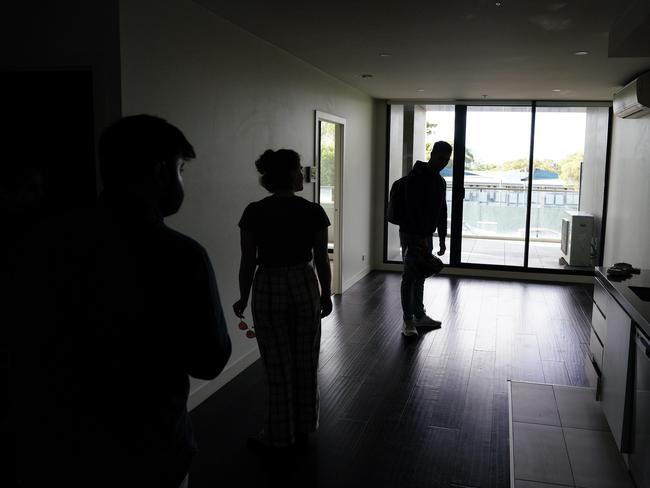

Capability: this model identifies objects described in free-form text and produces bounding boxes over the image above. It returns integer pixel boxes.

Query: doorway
[315,111,345,295]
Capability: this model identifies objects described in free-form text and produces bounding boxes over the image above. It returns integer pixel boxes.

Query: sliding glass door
[461,106,532,266]
[529,107,587,269]
[384,102,610,272]
[385,104,455,264]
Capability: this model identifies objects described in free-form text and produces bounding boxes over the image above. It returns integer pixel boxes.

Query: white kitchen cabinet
[586,278,609,396]
[601,296,634,452]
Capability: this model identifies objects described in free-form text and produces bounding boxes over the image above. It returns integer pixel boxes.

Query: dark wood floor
[189,271,594,488]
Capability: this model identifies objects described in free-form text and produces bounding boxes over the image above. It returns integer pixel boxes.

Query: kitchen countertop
[595,266,650,337]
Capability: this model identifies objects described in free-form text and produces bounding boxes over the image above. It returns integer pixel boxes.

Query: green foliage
[475,163,498,171]
[536,159,558,173]
[501,158,526,171]
[425,122,444,161]
[421,126,583,188]
[319,122,336,186]
[464,147,475,168]
[559,152,583,187]
[487,158,558,173]
[505,159,528,171]
[466,152,583,189]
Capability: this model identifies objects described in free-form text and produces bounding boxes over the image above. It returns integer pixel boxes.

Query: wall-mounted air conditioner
[613,72,650,119]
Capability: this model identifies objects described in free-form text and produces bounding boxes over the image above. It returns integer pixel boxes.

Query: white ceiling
[196,0,650,101]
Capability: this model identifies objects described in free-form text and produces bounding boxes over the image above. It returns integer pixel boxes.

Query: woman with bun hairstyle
[234,149,332,449]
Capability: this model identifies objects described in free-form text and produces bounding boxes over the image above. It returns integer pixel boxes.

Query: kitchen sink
[630,286,650,302]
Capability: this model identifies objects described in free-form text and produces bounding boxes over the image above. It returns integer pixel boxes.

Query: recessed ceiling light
[379,53,392,57]
[574,51,589,56]
[495,1,502,6]
[416,88,425,92]
[360,74,373,78]
[552,89,562,92]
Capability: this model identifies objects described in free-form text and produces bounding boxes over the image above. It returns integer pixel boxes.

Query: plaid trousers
[252,263,322,446]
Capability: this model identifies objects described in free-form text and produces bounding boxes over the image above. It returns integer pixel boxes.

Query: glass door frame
[383,100,612,276]
[449,102,536,269]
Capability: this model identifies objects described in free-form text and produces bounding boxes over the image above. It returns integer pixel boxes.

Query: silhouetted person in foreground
[11,114,232,488]
[399,141,452,337]
[1,161,46,486]
[233,149,332,451]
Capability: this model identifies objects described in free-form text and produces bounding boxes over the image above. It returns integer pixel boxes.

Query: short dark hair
[98,114,195,189]
[255,149,301,193]
[431,141,453,156]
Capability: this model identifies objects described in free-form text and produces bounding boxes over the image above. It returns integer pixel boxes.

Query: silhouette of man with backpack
[387,141,452,337]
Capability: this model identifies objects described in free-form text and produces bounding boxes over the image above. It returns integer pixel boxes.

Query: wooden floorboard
[189,271,593,487]
[452,350,496,487]
[488,393,511,488]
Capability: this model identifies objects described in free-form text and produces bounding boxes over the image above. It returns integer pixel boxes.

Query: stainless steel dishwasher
[630,325,650,488]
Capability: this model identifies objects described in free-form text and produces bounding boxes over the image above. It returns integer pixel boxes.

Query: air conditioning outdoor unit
[613,72,650,119]
[561,211,594,267]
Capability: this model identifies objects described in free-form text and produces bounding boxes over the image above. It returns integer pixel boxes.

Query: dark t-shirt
[11,192,232,487]
[239,195,330,265]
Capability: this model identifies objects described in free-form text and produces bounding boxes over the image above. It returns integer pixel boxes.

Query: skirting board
[342,265,372,293]
[374,263,594,284]
[508,380,515,488]
[187,347,260,411]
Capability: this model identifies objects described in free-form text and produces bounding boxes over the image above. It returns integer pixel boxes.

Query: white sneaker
[402,320,418,337]
[413,314,442,329]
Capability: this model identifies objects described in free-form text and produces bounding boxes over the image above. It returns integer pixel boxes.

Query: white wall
[603,114,650,268]
[119,0,375,407]
[580,107,610,261]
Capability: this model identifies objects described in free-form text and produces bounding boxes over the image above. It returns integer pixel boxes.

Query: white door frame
[315,110,345,295]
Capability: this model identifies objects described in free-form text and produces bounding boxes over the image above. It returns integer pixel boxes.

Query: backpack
[387,175,408,225]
